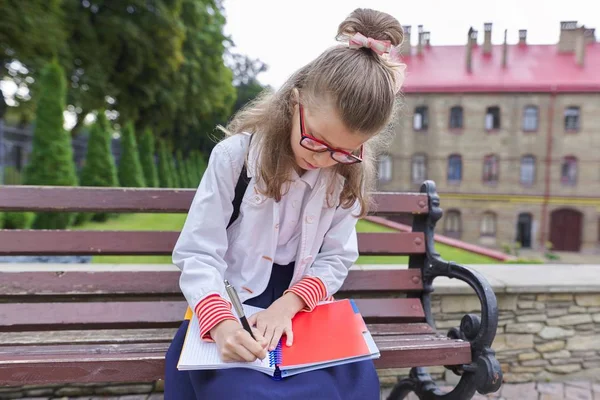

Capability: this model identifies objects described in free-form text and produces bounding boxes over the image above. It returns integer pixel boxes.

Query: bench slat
[0,186,429,214]
[0,336,470,385]
[0,269,423,296]
[0,299,425,331]
[0,231,426,256]
[0,323,434,346]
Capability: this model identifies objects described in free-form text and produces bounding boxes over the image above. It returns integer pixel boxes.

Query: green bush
[77,112,119,223]
[175,150,189,188]
[118,122,146,188]
[23,59,78,229]
[3,211,35,229]
[169,144,180,188]
[4,166,22,185]
[139,128,158,188]
[157,140,173,188]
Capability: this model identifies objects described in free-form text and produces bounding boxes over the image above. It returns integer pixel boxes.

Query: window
[411,154,427,184]
[522,106,539,131]
[520,155,536,186]
[413,106,428,131]
[481,212,497,237]
[449,106,463,129]
[485,106,501,130]
[378,154,392,183]
[564,106,580,131]
[447,155,462,182]
[444,210,462,238]
[483,154,499,184]
[561,156,577,185]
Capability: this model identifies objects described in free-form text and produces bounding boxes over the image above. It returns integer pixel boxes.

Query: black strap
[226,135,252,229]
[227,162,249,228]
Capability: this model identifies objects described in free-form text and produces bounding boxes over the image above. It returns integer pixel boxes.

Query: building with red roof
[379,21,600,254]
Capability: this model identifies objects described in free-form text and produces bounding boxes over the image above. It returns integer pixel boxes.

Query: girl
[165,7,406,400]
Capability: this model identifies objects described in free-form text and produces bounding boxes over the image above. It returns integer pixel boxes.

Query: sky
[222,0,600,89]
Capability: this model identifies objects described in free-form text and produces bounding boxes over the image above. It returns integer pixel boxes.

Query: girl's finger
[264,325,275,351]
[269,326,284,351]
[232,342,259,362]
[252,327,269,348]
[284,325,294,347]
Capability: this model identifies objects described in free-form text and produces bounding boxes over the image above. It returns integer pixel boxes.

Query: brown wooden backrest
[0,186,430,256]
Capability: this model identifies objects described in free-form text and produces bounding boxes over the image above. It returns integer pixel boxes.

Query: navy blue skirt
[164,262,380,399]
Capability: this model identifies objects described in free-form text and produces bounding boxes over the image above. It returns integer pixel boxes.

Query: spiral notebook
[177,299,380,379]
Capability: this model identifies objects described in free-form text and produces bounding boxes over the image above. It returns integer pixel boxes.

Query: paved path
[14,381,600,399]
[381,381,600,400]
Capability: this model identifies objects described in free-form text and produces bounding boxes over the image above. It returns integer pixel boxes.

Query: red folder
[277,299,376,371]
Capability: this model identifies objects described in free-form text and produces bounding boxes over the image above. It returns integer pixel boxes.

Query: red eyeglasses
[299,104,363,165]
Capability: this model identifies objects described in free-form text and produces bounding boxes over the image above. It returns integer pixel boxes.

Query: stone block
[493,334,534,351]
[539,326,575,340]
[518,352,541,361]
[546,364,582,374]
[547,308,570,317]
[547,314,593,326]
[441,295,479,313]
[567,335,600,351]
[521,359,550,367]
[517,313,547,322]
[538,294,574,302]
[575,295,600,307]
[536,340,566,353]
[542,349,571,359]
[506,322,545,334]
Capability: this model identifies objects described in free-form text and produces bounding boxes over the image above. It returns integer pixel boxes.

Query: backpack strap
[226,135,252,229]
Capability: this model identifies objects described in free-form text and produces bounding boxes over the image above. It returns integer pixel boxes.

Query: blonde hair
[222,8,404,218]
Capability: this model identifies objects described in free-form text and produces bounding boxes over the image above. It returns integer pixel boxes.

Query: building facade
[379,21,600,253]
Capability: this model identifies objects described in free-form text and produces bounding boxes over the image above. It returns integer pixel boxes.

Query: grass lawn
[75,213,498,265]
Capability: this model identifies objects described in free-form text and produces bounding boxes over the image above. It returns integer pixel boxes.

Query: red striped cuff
[194,294,236,341]
[285,276,327,312]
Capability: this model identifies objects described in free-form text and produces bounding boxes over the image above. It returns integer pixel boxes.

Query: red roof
[400,42,600,93]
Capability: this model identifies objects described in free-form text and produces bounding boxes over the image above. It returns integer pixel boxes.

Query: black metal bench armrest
[387,181,503,400]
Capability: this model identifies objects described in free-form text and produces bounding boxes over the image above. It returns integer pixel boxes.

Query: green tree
[0,0,66,121]
[137,0,236,152]
[78,111,119,222]
[23,60,78,229]
[157,140,173,188]
[229,53,269,115]
[118,122,145,188]
[61,1,186,134]
[139,128,158,188]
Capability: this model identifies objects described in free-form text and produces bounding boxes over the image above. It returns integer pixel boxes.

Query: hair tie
[348,32,392,55]
[346,32,407,94]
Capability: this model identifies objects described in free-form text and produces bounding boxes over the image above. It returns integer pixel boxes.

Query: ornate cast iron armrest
[387,181,502,400]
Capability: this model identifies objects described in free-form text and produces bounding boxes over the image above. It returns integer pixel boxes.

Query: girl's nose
[312,152,335,167]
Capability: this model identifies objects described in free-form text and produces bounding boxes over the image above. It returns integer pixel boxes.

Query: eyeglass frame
[298,103,363,165]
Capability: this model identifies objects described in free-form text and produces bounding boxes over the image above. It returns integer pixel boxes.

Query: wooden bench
[0,181,502,400]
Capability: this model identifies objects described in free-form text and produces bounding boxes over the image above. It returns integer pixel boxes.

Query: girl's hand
[248,292,306,351]
[210,320,268,362]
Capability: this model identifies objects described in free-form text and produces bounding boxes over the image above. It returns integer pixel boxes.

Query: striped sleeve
[194,294,237,341]
[285,276,327,312]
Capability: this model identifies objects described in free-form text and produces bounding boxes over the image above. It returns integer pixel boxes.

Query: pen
[224,279,257,340]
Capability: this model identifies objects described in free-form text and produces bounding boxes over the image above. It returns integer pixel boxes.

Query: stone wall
[431,292,600,384]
